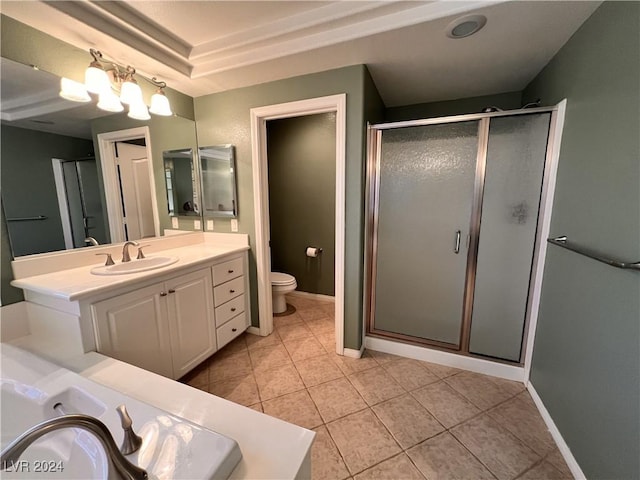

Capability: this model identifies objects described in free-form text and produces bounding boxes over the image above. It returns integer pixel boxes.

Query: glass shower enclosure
[366,109,554,363]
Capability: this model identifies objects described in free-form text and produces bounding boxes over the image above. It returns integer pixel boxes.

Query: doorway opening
[96,127,159,242]
[250,94,346,355]
[52,156,107,248]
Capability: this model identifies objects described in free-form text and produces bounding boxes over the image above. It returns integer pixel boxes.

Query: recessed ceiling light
[446,14,487,39]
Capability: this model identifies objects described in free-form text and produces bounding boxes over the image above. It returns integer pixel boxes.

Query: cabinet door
[166,268,217,378]
[92,283,174,378]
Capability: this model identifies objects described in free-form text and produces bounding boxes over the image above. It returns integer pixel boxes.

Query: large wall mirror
[0,56,198,258]
[199,145,238,218]
[163,148,201,217]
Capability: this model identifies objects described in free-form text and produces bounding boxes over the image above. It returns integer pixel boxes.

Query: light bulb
[120,80,143,105]
[128,100,150,121]
[59,78,91,103]
[149,90,173,116]
[85,65,110,94]
[97,90,124,112]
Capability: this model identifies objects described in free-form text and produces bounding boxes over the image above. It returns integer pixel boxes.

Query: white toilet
[271,272,297,314]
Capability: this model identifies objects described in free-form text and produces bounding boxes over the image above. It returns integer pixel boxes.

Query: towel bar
[547,236,640,271]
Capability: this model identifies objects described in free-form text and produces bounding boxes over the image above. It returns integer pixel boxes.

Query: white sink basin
[91,256,178,276]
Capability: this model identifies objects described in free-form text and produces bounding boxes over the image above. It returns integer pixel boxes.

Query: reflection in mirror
[0,56,198,257]
[163,148,200,217]
[199,145,238,218]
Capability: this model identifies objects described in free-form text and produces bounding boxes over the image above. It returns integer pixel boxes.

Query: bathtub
[1,344,241,479]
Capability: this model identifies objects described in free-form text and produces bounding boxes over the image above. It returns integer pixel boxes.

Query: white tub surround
[1,344,314,480]
[9,233,252,379]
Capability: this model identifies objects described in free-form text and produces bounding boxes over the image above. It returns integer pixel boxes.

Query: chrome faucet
[121,241,140,263]
[0,414,147,480]
[85,237,100,246]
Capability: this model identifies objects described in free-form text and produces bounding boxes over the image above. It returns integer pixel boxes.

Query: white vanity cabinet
[212,256,249,349]
[92,268,217,379]
[90,252,250,380]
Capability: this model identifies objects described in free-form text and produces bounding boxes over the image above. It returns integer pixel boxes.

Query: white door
[115,142,156,240]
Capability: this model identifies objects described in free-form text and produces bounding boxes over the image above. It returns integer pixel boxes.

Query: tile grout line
[185,296,563,479]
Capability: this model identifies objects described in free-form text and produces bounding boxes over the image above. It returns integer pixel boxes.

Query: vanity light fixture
[59,48,172,119]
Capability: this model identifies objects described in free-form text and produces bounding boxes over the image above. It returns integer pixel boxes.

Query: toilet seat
[271,272,296,286]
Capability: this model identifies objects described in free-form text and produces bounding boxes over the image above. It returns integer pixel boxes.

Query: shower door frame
[365,104,564,364]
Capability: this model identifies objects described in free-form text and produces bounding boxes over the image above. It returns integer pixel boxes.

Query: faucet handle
[96,253,115,266]
[136,245,151,259]
[116,404,143,455]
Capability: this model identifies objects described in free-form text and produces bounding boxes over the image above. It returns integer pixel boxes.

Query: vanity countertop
[11,233,249,302]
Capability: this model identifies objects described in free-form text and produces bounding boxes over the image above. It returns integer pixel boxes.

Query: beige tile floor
[180,295,573,480]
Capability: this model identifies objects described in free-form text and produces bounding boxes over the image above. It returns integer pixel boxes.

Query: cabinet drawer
[212,257,243,285]
[215,294,245,328]
[217,312,249,349]
[214,276,245,306]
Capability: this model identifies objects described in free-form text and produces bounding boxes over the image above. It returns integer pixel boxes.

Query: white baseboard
[288,291,335,303]
[364,336,525,382]
[343,346,364,359]
[527,383,585,480]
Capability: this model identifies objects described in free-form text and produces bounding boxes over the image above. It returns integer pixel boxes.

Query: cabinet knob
[228,269,234,274]
[231,307,236,312]
[230,289,235,293]
[232,328,237,332]
[168,289,175,294]
[160,292,168,297]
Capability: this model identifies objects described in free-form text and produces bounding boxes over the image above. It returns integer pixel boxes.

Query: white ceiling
[2,0,600,107]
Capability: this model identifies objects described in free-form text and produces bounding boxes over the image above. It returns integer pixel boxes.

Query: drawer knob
[231,307,236,312]
[228,269,234,274]
[232,328,237,332]
[160,292,167,297]
[230,289,235,293]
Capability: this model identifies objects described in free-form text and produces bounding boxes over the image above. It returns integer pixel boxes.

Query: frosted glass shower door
[372,121,480,346]
[469,113,551,361]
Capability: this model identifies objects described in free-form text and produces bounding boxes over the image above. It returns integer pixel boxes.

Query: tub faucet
[0,414,147,480]
[121,241,140,263]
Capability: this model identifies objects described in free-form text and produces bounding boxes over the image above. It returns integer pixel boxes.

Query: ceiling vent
[446,14,487,39]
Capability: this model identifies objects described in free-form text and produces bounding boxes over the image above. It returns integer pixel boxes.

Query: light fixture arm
[150,77,167,90]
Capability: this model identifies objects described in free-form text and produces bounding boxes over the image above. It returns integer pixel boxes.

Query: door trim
[51,158,75,249]
[523,99,567,381]
[96,126,158,243]
[250,94,346,355]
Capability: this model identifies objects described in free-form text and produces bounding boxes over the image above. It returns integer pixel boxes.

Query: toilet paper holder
[305,246,323,257]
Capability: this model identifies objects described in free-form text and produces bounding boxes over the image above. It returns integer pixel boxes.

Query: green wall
[267,113,336,296]
[524,2,640,478]
[194,65,371,349]
[385,91,522,121]
[1,203,24,306]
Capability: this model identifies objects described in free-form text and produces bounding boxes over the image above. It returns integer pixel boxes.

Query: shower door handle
[454,230,461,254]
